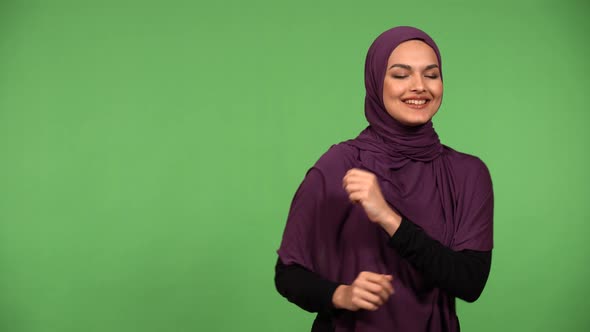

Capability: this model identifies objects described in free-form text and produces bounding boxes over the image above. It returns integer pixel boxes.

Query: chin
[400,116,434,127]
[387,105,438,127]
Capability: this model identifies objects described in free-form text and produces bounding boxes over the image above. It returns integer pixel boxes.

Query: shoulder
[313,142,359,174]
[442,145,493,191]
[443,146,490,175]
[306,142,360,196]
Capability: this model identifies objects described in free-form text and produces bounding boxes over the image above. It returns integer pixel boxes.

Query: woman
[275,26,493,332]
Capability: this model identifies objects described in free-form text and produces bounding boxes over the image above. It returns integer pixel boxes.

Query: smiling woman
[275,26,494,332]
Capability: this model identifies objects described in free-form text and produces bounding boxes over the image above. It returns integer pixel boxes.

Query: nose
[410,75,426,93]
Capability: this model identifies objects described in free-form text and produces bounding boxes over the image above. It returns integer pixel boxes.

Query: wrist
[332,285,350,310]
[378,209,402,237]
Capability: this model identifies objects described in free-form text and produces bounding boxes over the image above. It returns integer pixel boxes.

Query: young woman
[275,26,493,332]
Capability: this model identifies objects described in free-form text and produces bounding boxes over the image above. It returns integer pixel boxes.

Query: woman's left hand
[343,168,401,235]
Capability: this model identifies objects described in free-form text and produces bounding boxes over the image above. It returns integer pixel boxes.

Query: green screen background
[0,0,588,331]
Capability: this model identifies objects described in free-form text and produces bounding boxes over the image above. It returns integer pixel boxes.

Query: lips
[402,98,430,109]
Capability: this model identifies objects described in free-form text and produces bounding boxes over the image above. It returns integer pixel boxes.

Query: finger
[363,273,395,296]
[353,287,383,306]
[351,171,377,184]
[377,281,393,300]
[343,169,373,184]
[343,178,369,188]
[343,169,358,183]
[343,183,366,194]
[348,192,367,203]
[363,272,390,283]
[367,276,394,299]
[378,275,394,296]
[358,272,392,298]
[352,298,379,311]
[342,173,360,188]
[384,275,395,295]
[356,279,391,302]
[377,281,393,299]
[344,170,371,181]
[344,176,377,193]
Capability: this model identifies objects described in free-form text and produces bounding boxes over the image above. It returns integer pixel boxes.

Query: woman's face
[382,40,443,126]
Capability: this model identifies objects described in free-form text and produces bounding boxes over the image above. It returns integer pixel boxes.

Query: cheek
[383,80,405,100]
[431,82,443,98]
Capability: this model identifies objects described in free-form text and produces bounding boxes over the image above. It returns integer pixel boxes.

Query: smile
[402,98,431,109]
[404,99,428,105]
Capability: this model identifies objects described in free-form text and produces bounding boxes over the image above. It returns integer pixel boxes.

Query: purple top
[277,26,494,332]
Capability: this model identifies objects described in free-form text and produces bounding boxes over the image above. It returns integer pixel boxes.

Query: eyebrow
[389,64,439,70]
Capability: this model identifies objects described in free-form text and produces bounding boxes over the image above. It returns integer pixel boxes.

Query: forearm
[388,218,492,302]
[274,258,341,314]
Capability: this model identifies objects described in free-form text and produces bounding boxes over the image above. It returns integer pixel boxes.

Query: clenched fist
[342,168,402,236]
[332,271,395,311]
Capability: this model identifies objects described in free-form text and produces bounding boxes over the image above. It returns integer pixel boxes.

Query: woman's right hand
[332,271,394,311]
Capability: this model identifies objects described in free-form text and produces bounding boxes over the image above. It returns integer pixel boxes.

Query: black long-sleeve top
[275,217,491,331]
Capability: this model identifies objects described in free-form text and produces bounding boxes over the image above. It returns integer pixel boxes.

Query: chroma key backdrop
[0,0,588,331]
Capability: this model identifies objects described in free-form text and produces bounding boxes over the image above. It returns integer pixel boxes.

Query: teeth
[405,99,427,105]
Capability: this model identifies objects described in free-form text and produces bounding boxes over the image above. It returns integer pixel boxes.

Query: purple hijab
[278,26,493,331]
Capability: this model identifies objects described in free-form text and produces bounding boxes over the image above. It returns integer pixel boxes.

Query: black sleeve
[274,258,340,314]
[388,217,492,302]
